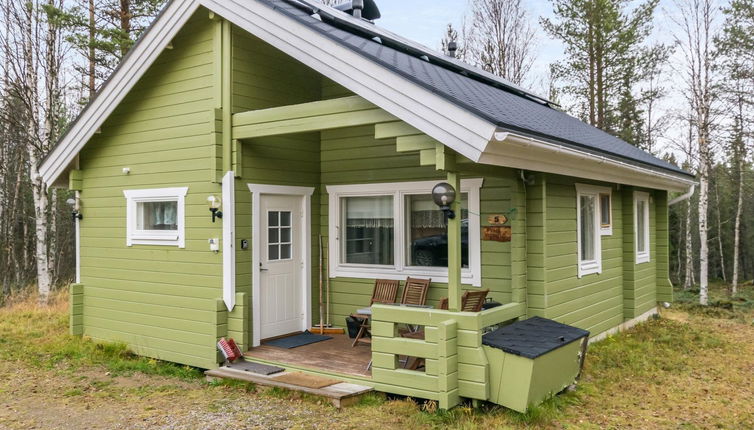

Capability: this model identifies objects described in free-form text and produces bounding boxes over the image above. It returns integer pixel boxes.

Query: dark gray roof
[265,0,693,178]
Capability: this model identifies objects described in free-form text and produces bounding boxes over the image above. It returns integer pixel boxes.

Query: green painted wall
[542,175,624,336]
[76,11,223,369]
[231,28,322,344]
[622,188,658,318]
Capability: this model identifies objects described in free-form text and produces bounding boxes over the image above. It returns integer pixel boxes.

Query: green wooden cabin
[40,0,696,410]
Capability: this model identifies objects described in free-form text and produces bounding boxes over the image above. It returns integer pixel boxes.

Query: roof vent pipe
[352,0,363,18]
[448,41,457,58]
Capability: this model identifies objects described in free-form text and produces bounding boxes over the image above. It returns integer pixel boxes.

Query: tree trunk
[731,139,744,295]
[698,154,709,305]
[684,199,695,289]
[89,0,96,98]
[713,179,726,283]
[119,0,131,57]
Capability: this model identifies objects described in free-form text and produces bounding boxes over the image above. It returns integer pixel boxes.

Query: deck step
[205,367,373,408]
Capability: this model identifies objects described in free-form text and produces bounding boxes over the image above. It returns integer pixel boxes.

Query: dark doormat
[226,358,285,376]
[264,330,332,349]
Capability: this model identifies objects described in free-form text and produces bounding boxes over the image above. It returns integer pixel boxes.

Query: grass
[1,284,753,429]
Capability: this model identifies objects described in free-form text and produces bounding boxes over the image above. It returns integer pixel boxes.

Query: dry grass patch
[1,285,753,429]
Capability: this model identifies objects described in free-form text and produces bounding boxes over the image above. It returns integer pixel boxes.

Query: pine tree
[542,0,670,140]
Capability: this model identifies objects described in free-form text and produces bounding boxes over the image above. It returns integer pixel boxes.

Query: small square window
[124,187,188,247]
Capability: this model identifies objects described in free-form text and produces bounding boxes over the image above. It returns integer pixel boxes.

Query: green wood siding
[76,11,222,369]
[622,188,658,318]
[231,28,323,342]
[542,175,624,336]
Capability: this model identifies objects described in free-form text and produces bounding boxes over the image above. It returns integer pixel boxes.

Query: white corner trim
[39,0,201,186]
[326,178,483,287]
[247,183,314,347]
[123,187,188,248]
[222,171,236,311]
[75,191,81,284]
[575,184,603,278]
[634,191,651,264]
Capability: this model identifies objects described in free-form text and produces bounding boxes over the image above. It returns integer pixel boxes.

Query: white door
[260,195,303,340]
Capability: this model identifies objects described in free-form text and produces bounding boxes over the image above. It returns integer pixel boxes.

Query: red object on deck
[217,337,242,362]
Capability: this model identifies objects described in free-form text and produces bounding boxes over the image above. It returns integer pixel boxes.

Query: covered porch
[230,92,530,409]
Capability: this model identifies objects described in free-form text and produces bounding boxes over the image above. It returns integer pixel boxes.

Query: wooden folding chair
[400,277,431,306]
[460,289,490,312]
[437,289,490,312]
[351,279,400,347]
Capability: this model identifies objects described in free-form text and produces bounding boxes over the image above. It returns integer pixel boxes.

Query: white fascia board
[39,0,201,186]
[200,0,497,162]
[483,131,696,192]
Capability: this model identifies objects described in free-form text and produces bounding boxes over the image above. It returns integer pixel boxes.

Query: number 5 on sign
[487,215,508,225]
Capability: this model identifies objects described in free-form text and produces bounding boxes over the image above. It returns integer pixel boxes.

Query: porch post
[447,170,462,311]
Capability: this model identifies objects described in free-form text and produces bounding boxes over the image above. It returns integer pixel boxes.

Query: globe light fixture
[431,182,456,219]
[208,195,223,222]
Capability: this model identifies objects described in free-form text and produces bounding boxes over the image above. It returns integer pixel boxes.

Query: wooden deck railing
[370,302,526,409]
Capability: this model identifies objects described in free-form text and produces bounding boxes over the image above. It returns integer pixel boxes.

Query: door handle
[259,263,268,271]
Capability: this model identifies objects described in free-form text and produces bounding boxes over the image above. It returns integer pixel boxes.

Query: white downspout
[668,185,696,206]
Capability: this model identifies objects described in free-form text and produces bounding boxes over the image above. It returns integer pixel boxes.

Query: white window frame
[327,178,484,287]
[123,187,188,248]
[634,191,651,264]
[599,192,613,236]
[575,184,610,278]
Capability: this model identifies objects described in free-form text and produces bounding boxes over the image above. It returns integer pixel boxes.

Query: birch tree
[462,0,536,85]
[671,0,719,305]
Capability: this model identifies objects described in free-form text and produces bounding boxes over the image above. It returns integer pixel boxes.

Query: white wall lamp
[66,197,83,221]
[208,195,223,222]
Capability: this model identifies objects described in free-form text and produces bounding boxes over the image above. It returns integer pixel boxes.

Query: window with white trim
[634,191,650,264]
[599,192,612,235]
[575,184,610,277]
[123,187,188,248]
[327,179,483,286]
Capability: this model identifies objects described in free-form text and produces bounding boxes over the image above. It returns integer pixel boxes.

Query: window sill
[636,253,651,264]
[330,266,481,287]
[578,261,602,278]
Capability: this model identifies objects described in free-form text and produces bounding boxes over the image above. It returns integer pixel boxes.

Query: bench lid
[482,316,590,359]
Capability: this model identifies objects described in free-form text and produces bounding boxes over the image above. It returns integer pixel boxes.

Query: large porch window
[327,179,483,286]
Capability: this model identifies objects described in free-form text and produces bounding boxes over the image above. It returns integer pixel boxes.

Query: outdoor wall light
[208,195,223,222]
[66,198,83,221]
[432,182,456,220]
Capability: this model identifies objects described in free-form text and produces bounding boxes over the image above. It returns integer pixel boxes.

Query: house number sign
[487,215,508,225]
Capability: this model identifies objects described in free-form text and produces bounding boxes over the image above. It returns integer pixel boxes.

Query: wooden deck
[245,333,373,377]
[205,366,373,408]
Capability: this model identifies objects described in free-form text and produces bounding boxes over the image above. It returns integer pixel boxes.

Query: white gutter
[490,131,697,191]
[668,185,696,206]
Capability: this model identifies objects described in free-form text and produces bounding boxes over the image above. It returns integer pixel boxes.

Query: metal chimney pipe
[448,41,457,58]
[352,0,364,18]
